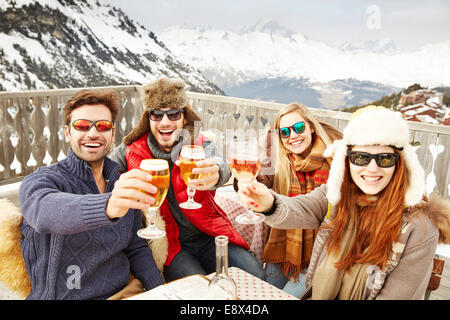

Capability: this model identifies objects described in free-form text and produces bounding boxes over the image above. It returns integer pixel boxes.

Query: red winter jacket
[125,133,249,266]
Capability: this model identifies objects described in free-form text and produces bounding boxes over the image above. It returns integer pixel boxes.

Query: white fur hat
[324,106,425,207]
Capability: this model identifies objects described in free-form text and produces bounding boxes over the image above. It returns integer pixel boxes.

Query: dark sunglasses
[347,151,399,168]
[148,109,184,122]
[71,119,113,132]
[279,121,306,139]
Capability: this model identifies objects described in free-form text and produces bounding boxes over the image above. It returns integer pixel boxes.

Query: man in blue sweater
[19,89,164,299]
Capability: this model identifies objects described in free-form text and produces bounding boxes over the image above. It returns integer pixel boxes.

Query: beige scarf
[311,195,379,300]
[311,225,370,299]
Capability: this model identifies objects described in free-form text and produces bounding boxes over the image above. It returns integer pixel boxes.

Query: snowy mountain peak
[240,19,296,38]
[0,0,222,93]
[335,37,399,54]
[159,22,450,90]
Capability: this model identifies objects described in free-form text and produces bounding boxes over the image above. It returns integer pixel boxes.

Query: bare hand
[175,158,220,191]
[106,169,157,219]
[237,180,275,213]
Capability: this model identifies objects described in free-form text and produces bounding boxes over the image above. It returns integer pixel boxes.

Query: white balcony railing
[1,86,449,199]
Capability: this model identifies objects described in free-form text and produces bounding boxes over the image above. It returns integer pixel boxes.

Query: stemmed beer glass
[137,159,170,239]
[179,145,205,209]
[228,136,265,224]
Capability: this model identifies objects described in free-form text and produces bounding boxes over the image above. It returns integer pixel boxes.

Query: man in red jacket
[109,77,266,282]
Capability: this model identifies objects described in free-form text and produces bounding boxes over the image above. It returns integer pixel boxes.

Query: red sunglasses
[71,119,113,132]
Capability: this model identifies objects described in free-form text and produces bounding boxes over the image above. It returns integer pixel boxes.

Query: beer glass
[179,145,205,209]
[228,136,265,224]
[137,159,170,239]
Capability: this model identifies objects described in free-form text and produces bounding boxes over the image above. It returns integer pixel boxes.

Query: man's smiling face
[149,107,187,153]
[64,104,115,166]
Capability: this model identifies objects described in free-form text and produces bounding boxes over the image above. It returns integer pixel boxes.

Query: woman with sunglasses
[234,103,342,297]
[238,106,450,299]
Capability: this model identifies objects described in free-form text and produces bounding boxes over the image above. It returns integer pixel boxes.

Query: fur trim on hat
[123,78,202,145]
[123,109,151,145]
[0,198,32,299]
[402,144,425,207]
[324,106,425,207]
[324,141,347,205]
[141,78,187,111]
[342,106,410,148]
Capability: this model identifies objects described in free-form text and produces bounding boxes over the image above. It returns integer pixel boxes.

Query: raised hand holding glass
[228,136,265,224]
[179,145,205,209]
[137,159,170,239]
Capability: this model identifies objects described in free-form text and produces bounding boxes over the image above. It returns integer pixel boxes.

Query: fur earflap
[324,141,347,205]
[0,198,31,299]
[123,109,151,145]
[402,144,425,207]
[323,139,340,159]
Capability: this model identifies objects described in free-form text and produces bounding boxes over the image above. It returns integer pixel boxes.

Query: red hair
[326,149,408,271]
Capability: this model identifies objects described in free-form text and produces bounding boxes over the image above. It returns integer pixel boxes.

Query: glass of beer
[179,145,205,209]
[228,136,265,224]
[137,159,170,239]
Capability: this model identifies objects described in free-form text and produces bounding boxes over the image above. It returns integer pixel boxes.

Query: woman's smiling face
[349,145,397,196]
[279,111,314,157]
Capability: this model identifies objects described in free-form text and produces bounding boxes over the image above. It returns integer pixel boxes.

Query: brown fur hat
[123,78,202,145]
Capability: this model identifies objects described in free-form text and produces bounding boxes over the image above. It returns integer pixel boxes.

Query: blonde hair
[272,103,334,195]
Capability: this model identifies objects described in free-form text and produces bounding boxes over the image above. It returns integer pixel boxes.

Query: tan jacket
[265,184,450,300]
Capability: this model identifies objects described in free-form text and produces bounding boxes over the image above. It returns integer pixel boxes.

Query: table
[126,267,298,300]
[208,267,298,300]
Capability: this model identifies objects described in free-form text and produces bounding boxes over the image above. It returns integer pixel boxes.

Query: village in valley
[398,89,450,125]
[341,84,450,126]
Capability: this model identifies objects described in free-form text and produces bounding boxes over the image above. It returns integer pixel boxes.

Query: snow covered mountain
[334,38,399,55]
[0,0,222,94]
[158,20,450,109]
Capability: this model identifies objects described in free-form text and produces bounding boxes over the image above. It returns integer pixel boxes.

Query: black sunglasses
[148,109,184,122]
[71,119,113,132]
[278,121,306,139]
[347,151,399,168]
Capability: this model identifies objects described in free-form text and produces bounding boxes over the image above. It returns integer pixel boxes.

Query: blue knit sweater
[19,149,163,299]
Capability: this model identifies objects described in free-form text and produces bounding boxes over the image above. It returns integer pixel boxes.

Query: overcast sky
[104,0,450,51]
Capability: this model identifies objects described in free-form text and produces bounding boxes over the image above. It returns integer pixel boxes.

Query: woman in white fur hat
[237,106,450,300]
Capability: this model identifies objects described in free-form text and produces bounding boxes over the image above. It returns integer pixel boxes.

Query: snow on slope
[0,0,221,93]
[158,22,450,89]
